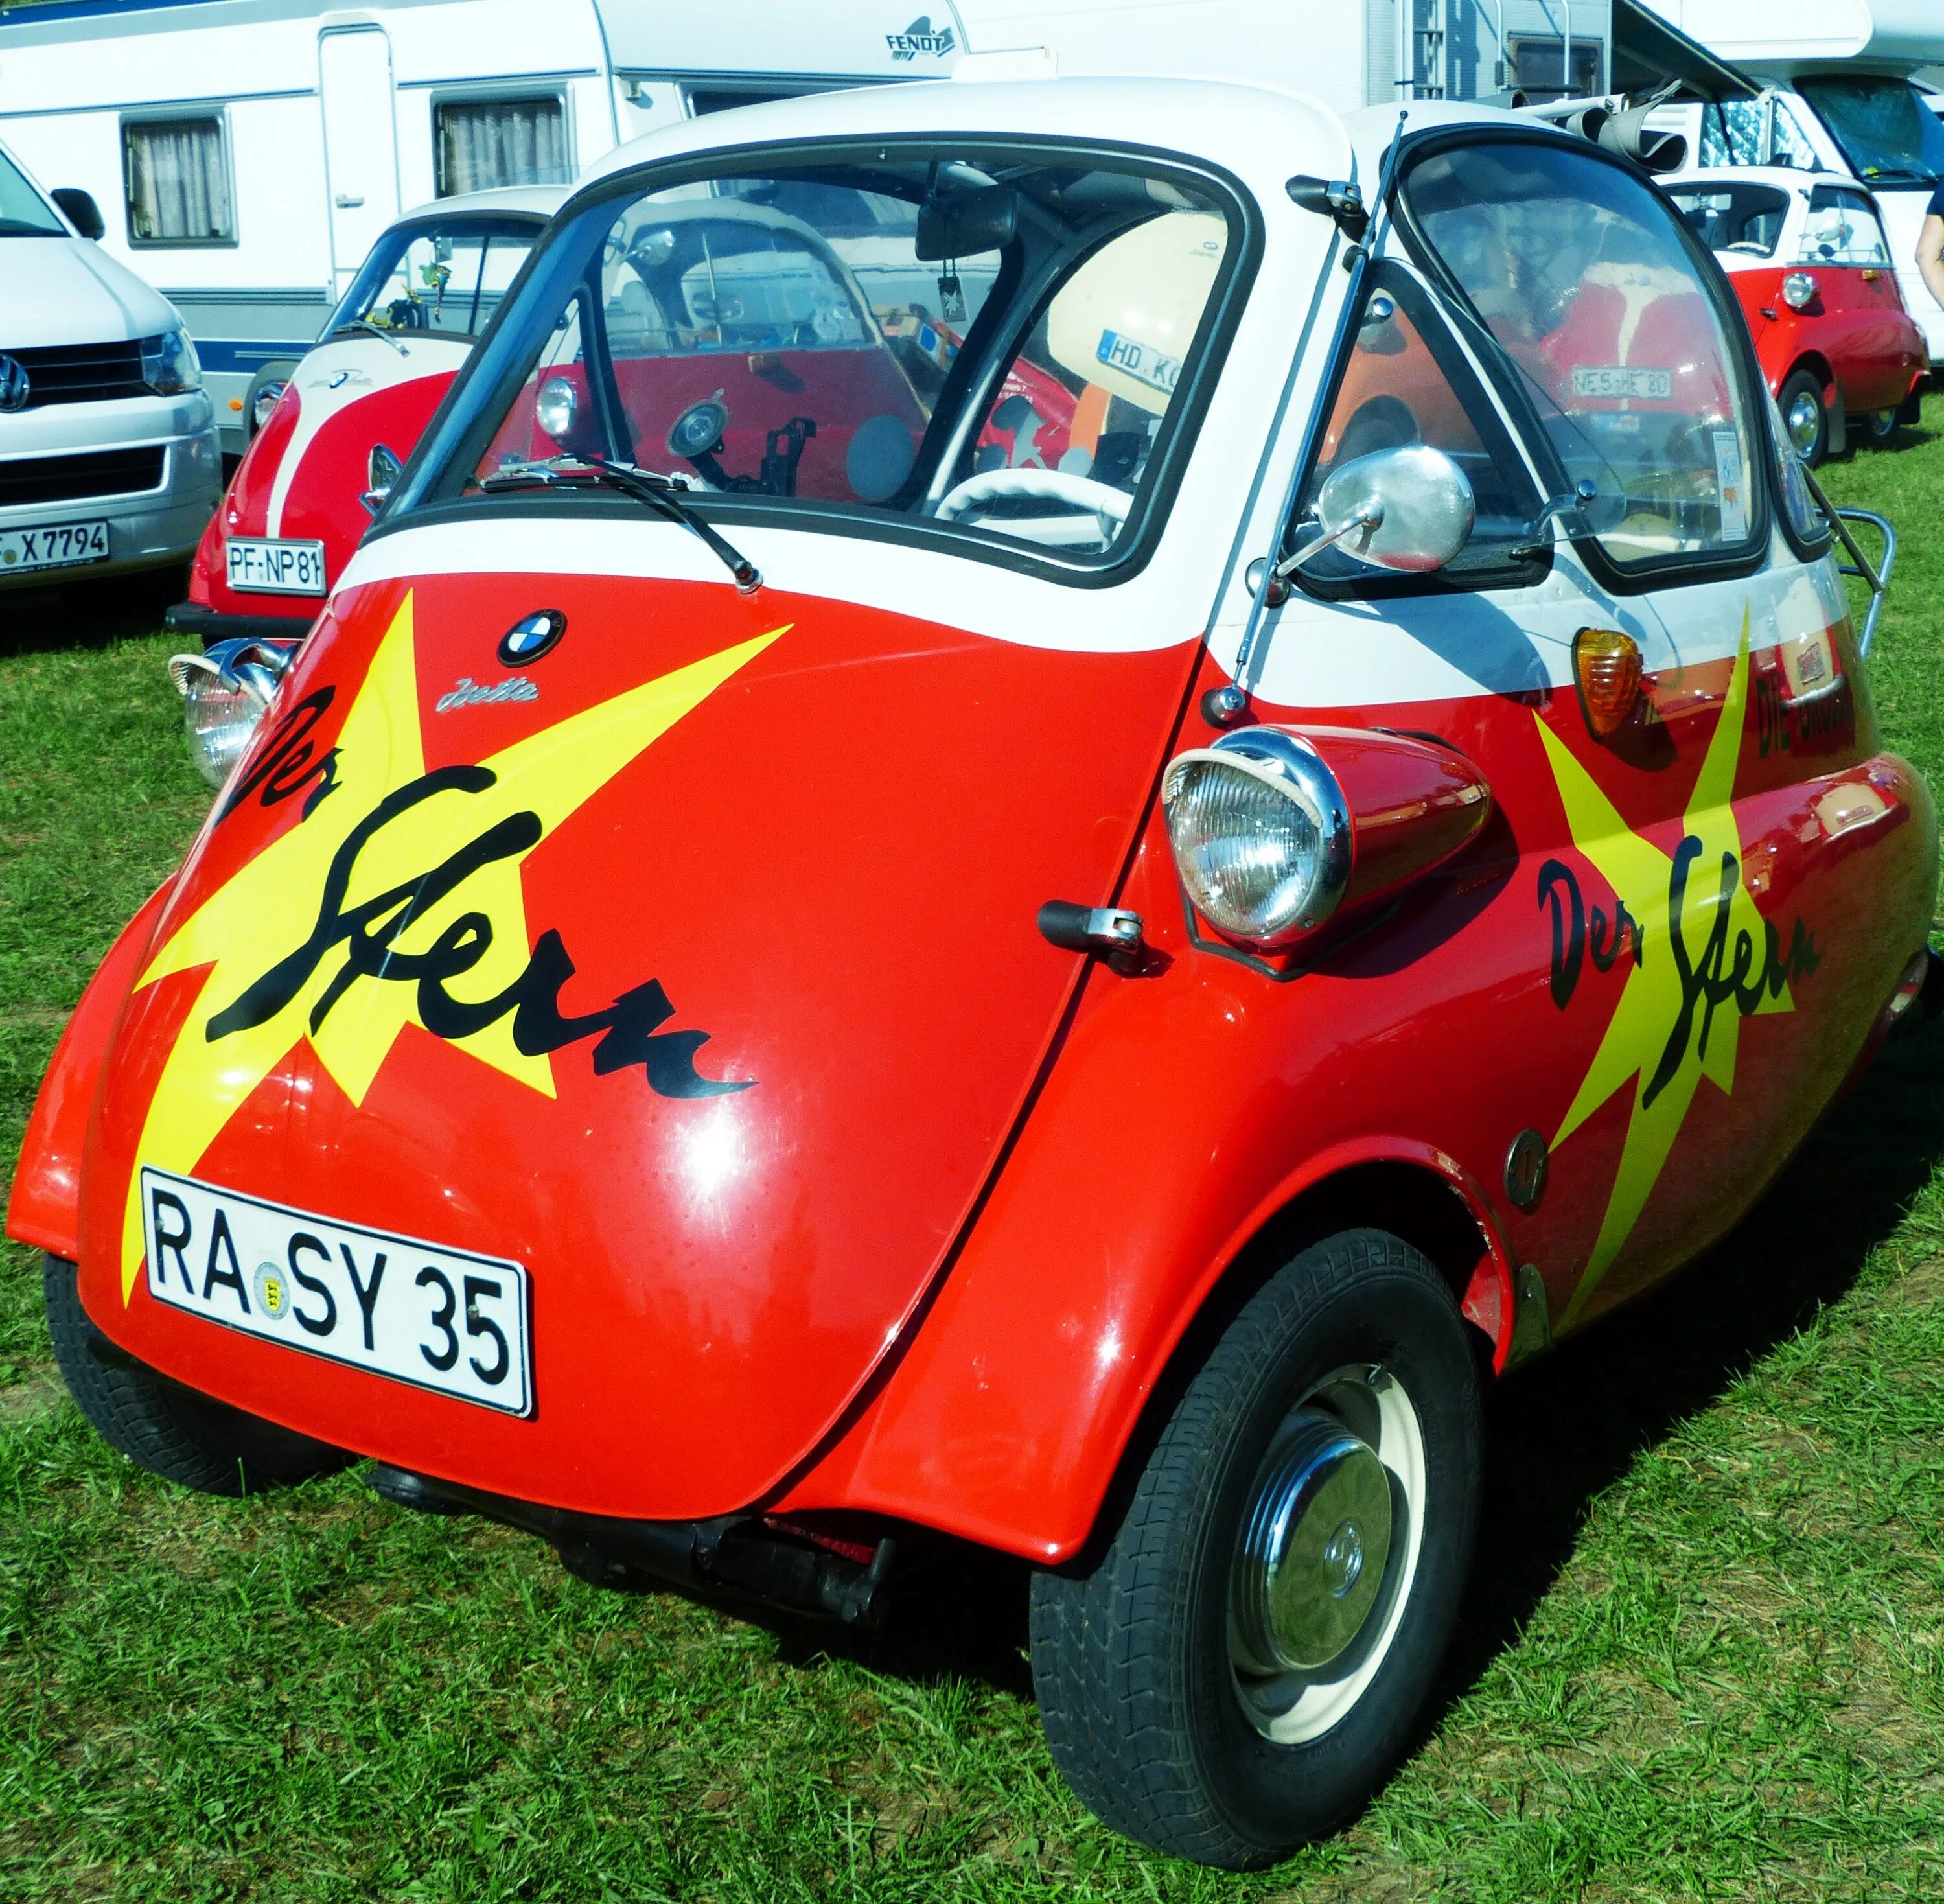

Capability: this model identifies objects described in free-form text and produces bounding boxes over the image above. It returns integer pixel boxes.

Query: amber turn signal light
[1574,627,1643,737]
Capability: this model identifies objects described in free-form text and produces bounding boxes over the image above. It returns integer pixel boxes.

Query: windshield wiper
[339,318,410,354]
[476,455,761,593]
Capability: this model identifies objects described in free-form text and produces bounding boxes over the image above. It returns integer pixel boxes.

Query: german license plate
[1571,364,1674,401]
[226,536,327,596]
[140,1167,533,1415]
[0,517,110,574]
[1096,327,1182,397]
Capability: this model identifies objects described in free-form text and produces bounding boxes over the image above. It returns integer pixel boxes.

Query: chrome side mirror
[1313,445,1475,574]
[1249,445,1476,604]
[362,443,403,516]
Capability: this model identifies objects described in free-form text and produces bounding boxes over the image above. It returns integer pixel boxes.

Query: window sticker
[1712,429,1748,542]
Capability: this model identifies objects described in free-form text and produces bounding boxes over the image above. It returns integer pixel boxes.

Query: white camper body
[1642,1,1944,361]
[0,0,1628,450]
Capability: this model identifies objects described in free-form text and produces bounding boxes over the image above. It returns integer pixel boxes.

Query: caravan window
[435,97,570,196]
[123,115,234,246]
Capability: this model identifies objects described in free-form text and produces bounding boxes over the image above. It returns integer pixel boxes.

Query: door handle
[334,193,365,209]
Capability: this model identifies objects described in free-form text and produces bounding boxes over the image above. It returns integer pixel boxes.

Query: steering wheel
[934,467,1133,528]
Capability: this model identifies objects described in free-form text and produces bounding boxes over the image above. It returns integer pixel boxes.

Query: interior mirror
[1314,444,1475,574]
[52,187,104,241]
[915,185,1017,262]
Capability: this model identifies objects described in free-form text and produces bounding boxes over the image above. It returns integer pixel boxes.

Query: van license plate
[227,537,327,596]
[0,518,110,574]
[140,1167,533,1416]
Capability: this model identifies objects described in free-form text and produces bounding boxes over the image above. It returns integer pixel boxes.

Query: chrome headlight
[167,640,294,791]
[1163,730,1352,946]
[143,326,202,395]
[253,378,288,430]
[1781,271,1818,312]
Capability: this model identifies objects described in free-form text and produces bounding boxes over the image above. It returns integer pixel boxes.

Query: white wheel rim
[1227,1364,1428,1746]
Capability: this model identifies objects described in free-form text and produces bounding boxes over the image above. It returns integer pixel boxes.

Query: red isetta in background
[14,84,1938,1866]
[168,189,561,645]
[1669,168,1928,467]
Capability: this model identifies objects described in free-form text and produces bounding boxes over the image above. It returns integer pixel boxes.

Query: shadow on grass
[746,1012,1944,1714]
[0,563,187,660]
[1447,1008,1944,1699]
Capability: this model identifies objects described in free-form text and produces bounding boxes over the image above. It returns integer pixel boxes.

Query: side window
[1801,187,1892,266]
[1290,268,1542,589]
[123,115,234,245]
[1404,139,1763,572]
[435,96,569,196]
[973,211,1231,505]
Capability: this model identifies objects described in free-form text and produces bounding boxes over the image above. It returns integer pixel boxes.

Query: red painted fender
[7,883,174,1261]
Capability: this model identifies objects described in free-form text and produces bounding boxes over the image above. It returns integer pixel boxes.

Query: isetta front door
[1226,129,1927,1342]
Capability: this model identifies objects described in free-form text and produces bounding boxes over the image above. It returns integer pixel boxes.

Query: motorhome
[0,0,1737,452]
[1641,1,1944,362]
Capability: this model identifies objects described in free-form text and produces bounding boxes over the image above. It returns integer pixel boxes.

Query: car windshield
[1796,76,1944,187]
[404,148,1242,570]
[325,216,542,342]
[1404,139,1761,568]
[0,146,64,237]
[1667,183,1790,259]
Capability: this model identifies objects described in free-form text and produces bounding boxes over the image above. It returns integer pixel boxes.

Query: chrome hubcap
[1786,391,1821,452]
[1228,1364,1426,1745]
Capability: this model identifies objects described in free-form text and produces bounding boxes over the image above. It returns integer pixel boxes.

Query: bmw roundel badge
[498,610,567,668]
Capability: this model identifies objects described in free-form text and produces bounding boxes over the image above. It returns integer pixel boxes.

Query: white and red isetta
[14,80,1937,1864]
[171,187,562,644]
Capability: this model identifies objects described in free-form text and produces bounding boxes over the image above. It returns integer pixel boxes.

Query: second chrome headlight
[1163,730,1352,946]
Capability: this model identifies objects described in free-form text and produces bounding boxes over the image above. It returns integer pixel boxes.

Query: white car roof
[573,75,1356,203]
[391,183,572,227]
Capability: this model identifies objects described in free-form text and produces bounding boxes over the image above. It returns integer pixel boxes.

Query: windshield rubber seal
[369,131,1263,593]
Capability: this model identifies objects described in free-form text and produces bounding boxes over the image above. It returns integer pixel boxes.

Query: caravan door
[319,27,402,296]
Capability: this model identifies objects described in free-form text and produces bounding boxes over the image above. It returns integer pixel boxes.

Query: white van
[0,136,222,599]
[1640,0,1944,364]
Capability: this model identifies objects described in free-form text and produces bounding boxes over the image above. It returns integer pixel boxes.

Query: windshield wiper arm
[477,456,761,594]
[341,318,410,354]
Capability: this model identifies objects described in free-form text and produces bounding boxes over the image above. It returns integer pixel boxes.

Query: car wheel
[1861,408,1903,451]
[1028,1228,1482,1867]
[1778,369,1829,467]
[42,1254,349,1496]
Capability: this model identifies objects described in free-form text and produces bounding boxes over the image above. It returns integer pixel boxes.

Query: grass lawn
[3,418,1943,1903]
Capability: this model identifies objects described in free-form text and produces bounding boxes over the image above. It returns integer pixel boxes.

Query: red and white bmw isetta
[168,188,560,645]
[14,78,1938,1865]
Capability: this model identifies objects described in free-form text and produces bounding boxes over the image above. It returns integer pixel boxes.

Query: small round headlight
[536,375,578,440]
[253,379,288,431]
[1163,730,1352,947]
[1781,270,1818,312]
[168,653,264,791]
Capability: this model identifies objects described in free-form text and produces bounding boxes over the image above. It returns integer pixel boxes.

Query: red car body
[16,84,1939,1864]
[1670,168,1928,462]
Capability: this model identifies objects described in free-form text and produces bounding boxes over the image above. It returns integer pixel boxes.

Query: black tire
[1778,369,1829,467]
[1861,408,1903,451]
[1029,1229,1481,1868]
[43,1255,349,1496]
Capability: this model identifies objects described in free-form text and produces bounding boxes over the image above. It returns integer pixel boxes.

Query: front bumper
[165,599,321,646]
[0,393,222,590]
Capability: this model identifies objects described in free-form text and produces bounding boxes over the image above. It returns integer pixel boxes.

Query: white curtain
[438,99,568,196]
[126,119,232,242]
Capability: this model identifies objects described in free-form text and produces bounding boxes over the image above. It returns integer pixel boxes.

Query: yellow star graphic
[1536,615,1790,1327]
[120,592,784,1299]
